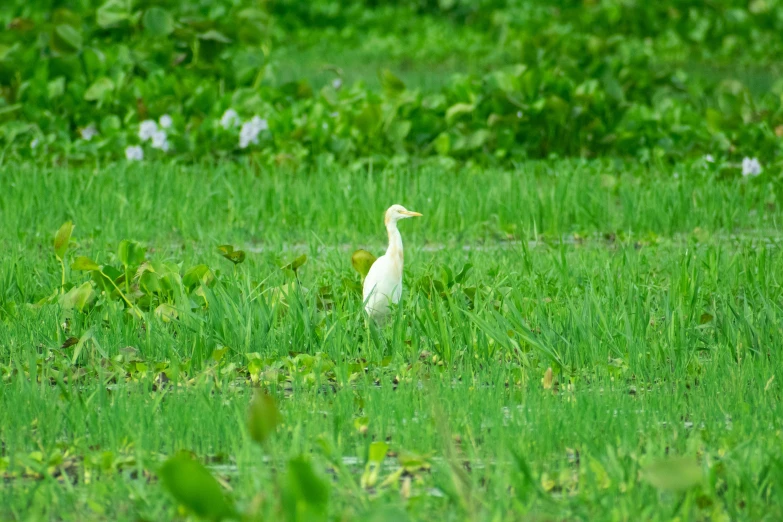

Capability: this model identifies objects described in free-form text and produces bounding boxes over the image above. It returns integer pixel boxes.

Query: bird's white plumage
[363,204,421,321]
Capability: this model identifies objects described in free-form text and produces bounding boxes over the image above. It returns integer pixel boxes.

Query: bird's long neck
[386,221,403,263]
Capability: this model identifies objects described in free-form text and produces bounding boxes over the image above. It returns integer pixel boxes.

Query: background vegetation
[2,0,783,168]
[1,1,783,521]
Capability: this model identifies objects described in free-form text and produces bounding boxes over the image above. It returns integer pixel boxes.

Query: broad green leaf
[368,441,388,464]
[59,281,95,311]
[198,30,231,43]
[53,24,83,53]
[96,0,131,28]
[159,453,236,521]
[84,77,115,102]
[355,104,381,135]
[351,250,376,278]
[361,441,389,489]
[286,456,329,508]
[380,69,405,96]
[218,245,246,265]
[71,256,100,271]
[54,221,74,261]
[387,120,411,143]
[433,132,451,155]
[247,391,281,445]
[446,103,474,124]
[154,303,178,323]
[183,264,214,290]
[642,456,702,491]
[47,77,65,99]
[117,240,145,268]
[282,254,307,273]
[143,7,174,37]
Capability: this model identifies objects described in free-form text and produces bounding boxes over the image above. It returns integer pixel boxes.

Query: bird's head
[384,204,422,226]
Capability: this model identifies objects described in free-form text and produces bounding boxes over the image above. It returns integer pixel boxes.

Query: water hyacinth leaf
[143,7,174,36]
[118,240,145,268]
[84,77,115,102]
[642,456,702,491]
[198,30,231,43]
[183,264,214,291]
[282,254,307,273]
[387,120,411,143]
[159,453,236,521]
[71,256,101,271]
[445,103,475,125]
[286,456,329,509]
[361,440,388,489]
[96,0,131,28]
[247,391,281,445]
[380,69,405,96]
[154,303,178,323]
[217,245,246,265]
[368,441,388,464]
[351,250,376,278]
[48,77,66,100]
[59,281,95,311]
[54,222,74,261]
[52,24,83,53]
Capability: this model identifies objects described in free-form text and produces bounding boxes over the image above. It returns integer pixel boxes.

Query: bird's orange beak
[402,210,422,217]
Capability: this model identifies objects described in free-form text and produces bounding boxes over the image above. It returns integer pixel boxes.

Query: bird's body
[363,205,422,321]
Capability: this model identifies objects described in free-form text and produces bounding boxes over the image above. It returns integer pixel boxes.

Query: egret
[363,204,422,321]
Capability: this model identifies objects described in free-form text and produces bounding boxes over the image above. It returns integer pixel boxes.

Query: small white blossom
[704,154,715,163]
[30,138,39,149]
[151,129,170,152]
[125,145,144,161]
[80,123,98,141]
[139,120,158,141]
[332,78,343,90]
[239,116,268,149]
[742,157,762,177]
[220,109,241,130]
[159,114,173,129]
[516,111,523,118]
[330,112,339,118]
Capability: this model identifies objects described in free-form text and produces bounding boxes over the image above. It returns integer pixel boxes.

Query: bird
[363,204,422,321]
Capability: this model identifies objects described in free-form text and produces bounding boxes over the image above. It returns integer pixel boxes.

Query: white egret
[363,204,422,321]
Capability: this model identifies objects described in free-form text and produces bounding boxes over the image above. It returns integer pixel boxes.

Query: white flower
[516,111,522,118]
[332,78,343,90]
[741,157,762,177]
[239,116,268,149]
[139,120,158,141]
[330,111,339,118]
[30,138,39,149]
[159,114,173,129]
[704,154,715,163]
[150,129,170,152]
[125,145,144,161]
[220,109,240,130]
[80,123,98,141]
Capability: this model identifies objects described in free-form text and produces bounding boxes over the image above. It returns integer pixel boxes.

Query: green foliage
[2,1,782,166]
[1,163,783,519]
[218,245,247,265]
[351,249,376,279]
[247,391,281,446]
[159,453,237,521]
[642,456,703,492]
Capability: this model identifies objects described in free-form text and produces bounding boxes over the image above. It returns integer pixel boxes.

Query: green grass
[1,161,782,521]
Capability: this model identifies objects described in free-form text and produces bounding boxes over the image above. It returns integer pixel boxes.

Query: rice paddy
[1,161,782,520]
